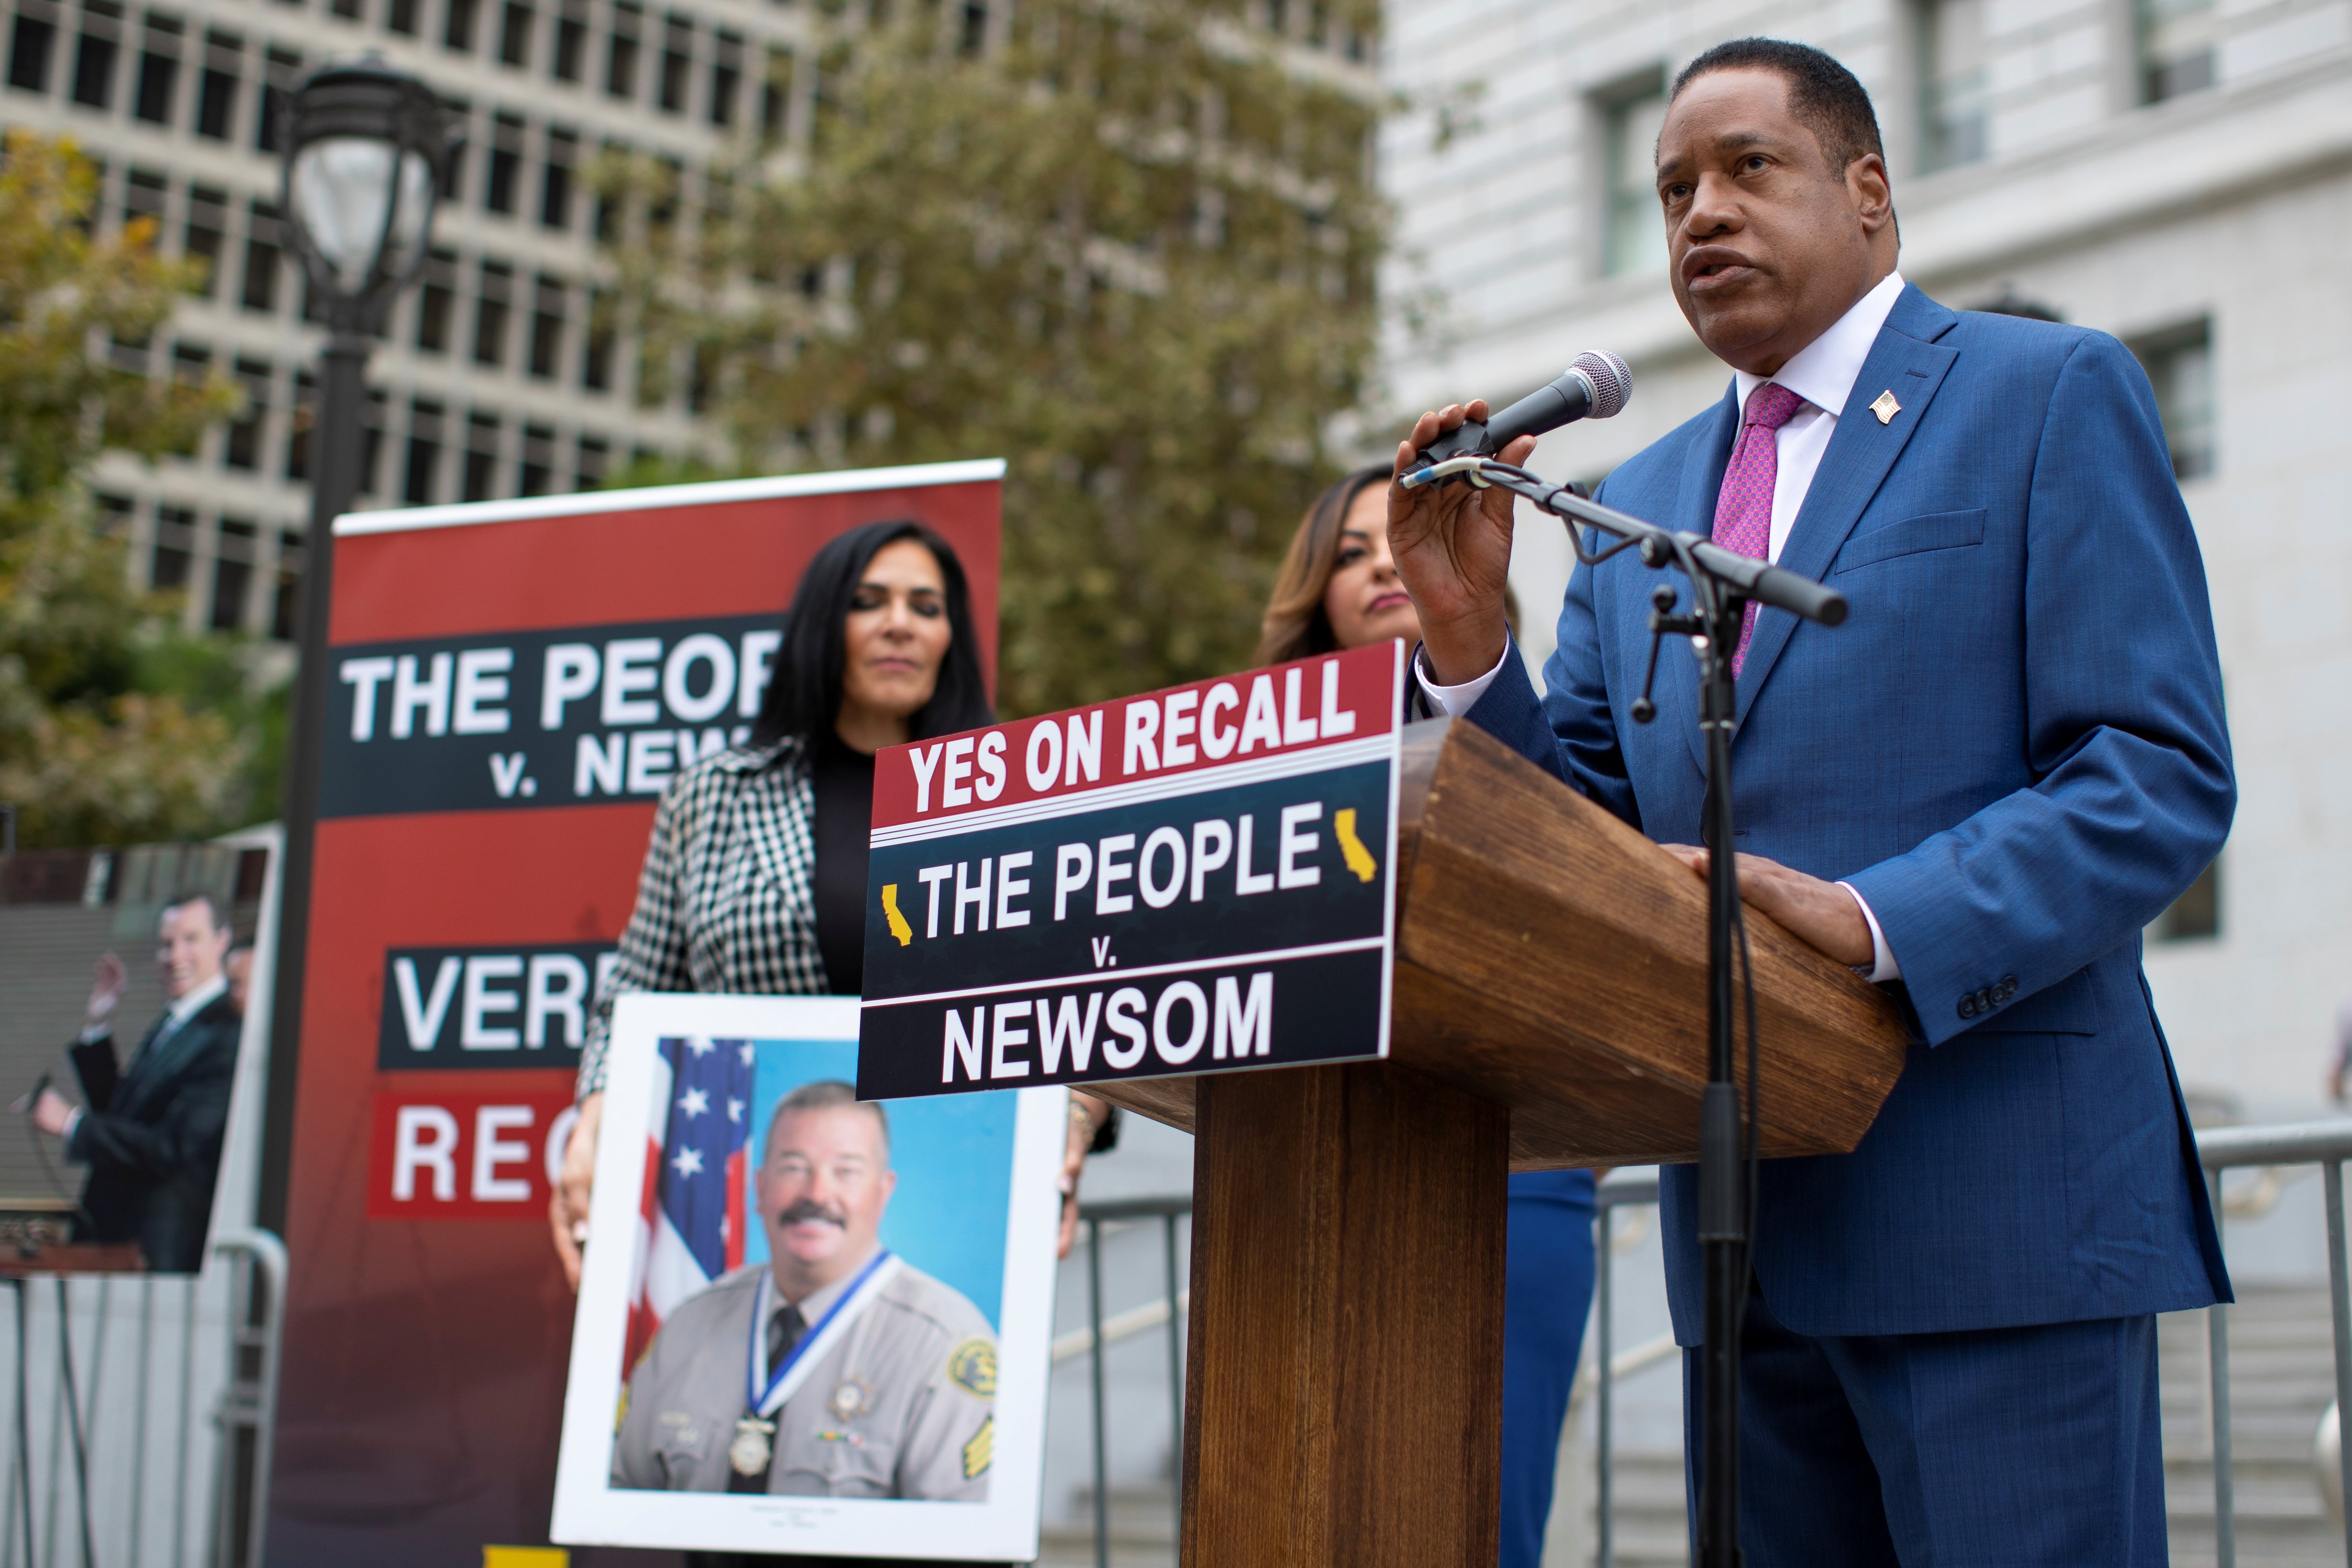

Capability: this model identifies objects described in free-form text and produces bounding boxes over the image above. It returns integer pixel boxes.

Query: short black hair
[749,520,993,748]
[162,890,228,939]
[1670,38,1885,175]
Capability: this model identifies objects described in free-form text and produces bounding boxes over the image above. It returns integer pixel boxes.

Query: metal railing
[1590,1123,2352,1568]
[0,1228,285,1568]
[1068,1195,1190,1568]
[2197,1121,2352,1568]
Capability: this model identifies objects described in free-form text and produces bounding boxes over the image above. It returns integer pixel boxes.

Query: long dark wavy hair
[749,520,994,747]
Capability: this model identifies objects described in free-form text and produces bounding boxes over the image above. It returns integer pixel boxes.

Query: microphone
[1408,349,1632,475]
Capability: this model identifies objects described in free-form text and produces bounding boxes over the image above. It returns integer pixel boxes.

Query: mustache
[775,1198,849,1229]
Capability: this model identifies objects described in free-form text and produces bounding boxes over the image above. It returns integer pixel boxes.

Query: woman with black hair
[552,519,1114,1292]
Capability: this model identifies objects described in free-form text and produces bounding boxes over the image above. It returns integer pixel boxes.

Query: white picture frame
[551,992,1064,1559]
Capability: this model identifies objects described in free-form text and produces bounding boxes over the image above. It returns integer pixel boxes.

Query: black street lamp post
[257,59,455,1232]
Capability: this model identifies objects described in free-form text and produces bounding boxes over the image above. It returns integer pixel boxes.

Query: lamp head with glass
[280,57,458,334]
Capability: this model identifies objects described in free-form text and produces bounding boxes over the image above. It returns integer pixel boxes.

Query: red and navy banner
[856,642,1403,1101]
[271,464,1001,1567]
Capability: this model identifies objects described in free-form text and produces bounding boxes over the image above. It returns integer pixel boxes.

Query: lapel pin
[1870,390,1900,425]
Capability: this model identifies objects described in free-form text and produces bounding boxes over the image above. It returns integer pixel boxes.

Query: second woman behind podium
[1260,466,1599,1568]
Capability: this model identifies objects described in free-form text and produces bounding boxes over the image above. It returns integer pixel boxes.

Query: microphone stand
[1403,455,1848,1568]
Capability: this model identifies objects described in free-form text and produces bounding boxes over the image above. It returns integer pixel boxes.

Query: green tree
[0,132,246,848]
[619,0,1388,714]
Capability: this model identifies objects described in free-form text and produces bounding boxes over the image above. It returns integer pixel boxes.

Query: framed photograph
[552,993,1065,1559]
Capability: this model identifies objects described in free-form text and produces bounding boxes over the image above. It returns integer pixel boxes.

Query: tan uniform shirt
[614,1259,998,1500]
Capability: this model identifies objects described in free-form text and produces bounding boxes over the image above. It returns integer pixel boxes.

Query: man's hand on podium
[1661,846,1873,969]
[1386,402,1540,686]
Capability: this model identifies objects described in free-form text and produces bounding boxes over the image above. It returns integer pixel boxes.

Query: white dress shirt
[1418,271,1909,981]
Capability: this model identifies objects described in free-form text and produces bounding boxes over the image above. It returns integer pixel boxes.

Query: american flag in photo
[623,1034,754,1375]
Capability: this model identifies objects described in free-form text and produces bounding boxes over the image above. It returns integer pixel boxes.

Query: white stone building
[1377,0,2352,1120]
[0,0,819,636]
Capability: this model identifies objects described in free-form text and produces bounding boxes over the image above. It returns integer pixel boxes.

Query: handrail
[2199,1121,2352,1168]
[210,1229,287,1568]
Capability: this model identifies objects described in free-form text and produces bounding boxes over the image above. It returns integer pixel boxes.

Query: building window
[486,111,523,214]
[574,432,606,489]
[152,505,195,590]
[256,47,300,152]
[213,519,256,631]
[552,0,583,79]
[132,15,177,124]
[1917,0,1988,172]
[541,127,576,228]
[463,412,501,500]
[415,246,456,352]
[759,47,787,137]
[10,8,59,94]
[331,0,363,20]
[2131,320,2214,480]
[226,358,270,470]
[2153,857,2219,941]
[658,15,689,113]
[520,423,554,496]
[241,200,282,313]
[529,274,565,378]
[582,288,615,390]
[498,0,530,65]
[1600,76,1666,278]
[444,0,479,52]
[386,0,418,35]
[168,343,209,455]
[605,1,639,97]
[709,29,739,126]
[71,2,120,109]
[195,31,238,138]
[181,184,225,294]
[2139,0,2216,103]
[122,166,165,236]
[405,398,444,505]
[474,259,513,365]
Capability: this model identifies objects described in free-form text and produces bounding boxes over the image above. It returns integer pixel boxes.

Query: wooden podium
[1094,718,1909,1567]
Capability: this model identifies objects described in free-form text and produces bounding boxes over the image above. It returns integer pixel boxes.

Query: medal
[729,1415,776,1477]
[827,1379,872,1422]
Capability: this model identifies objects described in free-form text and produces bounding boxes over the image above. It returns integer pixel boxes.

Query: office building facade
[2,0,815,634]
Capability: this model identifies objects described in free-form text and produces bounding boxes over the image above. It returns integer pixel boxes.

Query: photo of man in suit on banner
[21,889,243,1274]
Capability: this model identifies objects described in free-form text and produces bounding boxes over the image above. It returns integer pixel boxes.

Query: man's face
[755,1106,895,1284]
[1655,68,1893,375]
[156,901,229,1001]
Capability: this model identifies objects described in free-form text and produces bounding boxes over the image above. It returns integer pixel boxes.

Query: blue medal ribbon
[746,1248,894,1417]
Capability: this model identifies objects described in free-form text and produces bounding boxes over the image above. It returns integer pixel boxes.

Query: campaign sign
[268,464,1001,1568]
[856,642,1403,1099]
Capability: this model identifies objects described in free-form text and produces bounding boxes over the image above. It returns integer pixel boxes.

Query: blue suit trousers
[1501,1169,1597,1568]
[1682,1281,2166,1566]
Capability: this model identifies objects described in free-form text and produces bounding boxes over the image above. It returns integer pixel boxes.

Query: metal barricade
[0,1229,285,1568]
[1059,1196,1191,1568]
[1589,1124,2352,1568]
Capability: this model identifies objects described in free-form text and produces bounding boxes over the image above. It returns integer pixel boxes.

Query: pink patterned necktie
[1712,381,1808,675]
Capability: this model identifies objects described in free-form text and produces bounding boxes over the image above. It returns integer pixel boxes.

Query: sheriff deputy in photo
[614,1080,998,1500]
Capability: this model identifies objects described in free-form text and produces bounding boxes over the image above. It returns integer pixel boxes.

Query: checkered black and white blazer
[575,736,829,1098]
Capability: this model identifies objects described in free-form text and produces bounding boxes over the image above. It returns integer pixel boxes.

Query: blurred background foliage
[0,132,258,848]
[607,0,1391,715]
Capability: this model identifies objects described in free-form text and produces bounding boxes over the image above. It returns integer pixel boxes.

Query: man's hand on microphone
[1387,402,1539,685]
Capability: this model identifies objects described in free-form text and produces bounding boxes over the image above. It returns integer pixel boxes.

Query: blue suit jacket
[1466,283,2235,1340]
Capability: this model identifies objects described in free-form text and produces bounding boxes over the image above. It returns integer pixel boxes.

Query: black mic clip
[1630,584,1698,725]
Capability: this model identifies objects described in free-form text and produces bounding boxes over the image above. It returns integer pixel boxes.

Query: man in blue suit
[1389,37,2233,1565]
